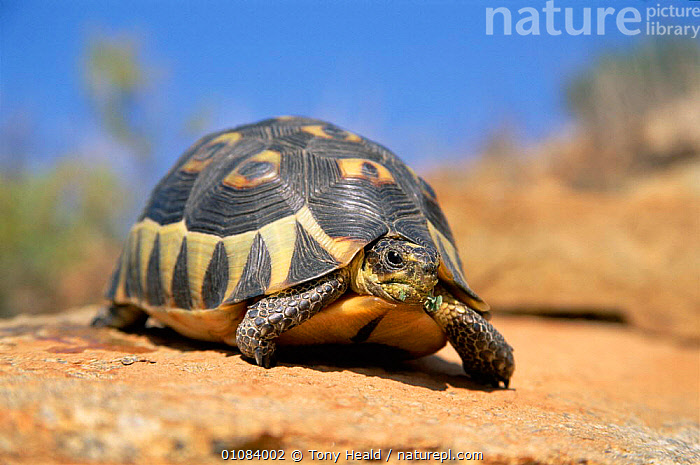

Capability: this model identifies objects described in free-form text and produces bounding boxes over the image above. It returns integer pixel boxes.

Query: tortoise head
[351,237,439,304]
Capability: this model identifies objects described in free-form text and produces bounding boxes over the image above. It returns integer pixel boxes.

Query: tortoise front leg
[236,268,349,368]
[426,286,515,388]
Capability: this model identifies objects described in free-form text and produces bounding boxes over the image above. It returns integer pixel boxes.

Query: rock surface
[430,162,700,342]
[0,307,698,464]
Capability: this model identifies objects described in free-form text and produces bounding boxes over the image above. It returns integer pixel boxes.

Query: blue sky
[1,0,697,175]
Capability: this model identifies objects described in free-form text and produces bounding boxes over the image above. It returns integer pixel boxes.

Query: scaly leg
[426,286,515,388]
[236,269,349,368]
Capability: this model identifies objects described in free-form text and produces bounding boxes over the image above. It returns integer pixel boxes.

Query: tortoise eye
[385,250,404,268]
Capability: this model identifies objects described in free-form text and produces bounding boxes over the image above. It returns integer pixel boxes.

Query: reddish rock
[430,162,700,342]
[0,307,698,464]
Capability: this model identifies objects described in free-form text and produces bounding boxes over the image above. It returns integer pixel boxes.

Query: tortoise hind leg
[236,269,349,368]
[91,304,148,330]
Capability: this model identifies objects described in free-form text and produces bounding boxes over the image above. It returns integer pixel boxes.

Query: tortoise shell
[107,117,487,348]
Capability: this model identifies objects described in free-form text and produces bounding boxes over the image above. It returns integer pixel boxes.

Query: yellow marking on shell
[210,132,242,146]
[221,230,258,299]
[276,115,295,121]
[184,232,221,308]
[295,205,362,265]
[222,149,282,189]
[180,157,212,174]
[116,204,364,309]
[427,222,489,312]
[181,132,242,173]
[221,207,362,297]
[336,158,395,186]
[301,125,333,139]
[258,215,298,293]
[426,222,461,280]
[301,124,361,142]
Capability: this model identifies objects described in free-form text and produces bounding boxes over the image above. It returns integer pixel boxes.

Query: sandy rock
[0,307,697,464]
[430,163,700,342]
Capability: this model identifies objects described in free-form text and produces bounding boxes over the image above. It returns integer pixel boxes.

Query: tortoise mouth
[379,281,430,304]
[334,289,423,308]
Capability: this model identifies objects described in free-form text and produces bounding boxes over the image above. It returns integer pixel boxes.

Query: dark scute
[274,131,316,151]
[434,234,479,307]
[146,234,165,306]
[286,221,340,284]
[238,161,274,179]
[322,124,347,138]
[308,178,387,243]
[356,136,396,164]
[442,230,465,277]
[308,139,383,162]
[141,170,199,225]
[139,131,228,224]
[421,194,456,244]
[171,237,192,310]
[350,315,385,343]
[361,161,379,178]
[201,241,229,309]
[226,233,272,303]
[235,116,328,139]
[124,232,143,299]
[184,138,303,236]
[392,216,436,251]
[418,176,437,199]
[377,183,425,228]
[105,250,123,300]
[435,235,456,277]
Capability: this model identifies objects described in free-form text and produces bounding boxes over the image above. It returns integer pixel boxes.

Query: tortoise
[93,116,515,387]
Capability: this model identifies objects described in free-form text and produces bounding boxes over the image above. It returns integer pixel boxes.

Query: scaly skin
[426,286,514,388]
[236,268,349,367]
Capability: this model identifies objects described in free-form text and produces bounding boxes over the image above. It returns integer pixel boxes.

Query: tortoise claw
[250,343,276,368]
[254,347,273,368]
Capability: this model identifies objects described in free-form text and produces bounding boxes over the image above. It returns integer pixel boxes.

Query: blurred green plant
[84,33,157,169]
[0,33,160,317]
[0,162,126,317]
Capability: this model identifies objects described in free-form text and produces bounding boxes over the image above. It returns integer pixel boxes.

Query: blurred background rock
[1,6,698,344]
[429,39,700,342]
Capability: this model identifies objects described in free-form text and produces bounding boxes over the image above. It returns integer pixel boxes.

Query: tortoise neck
[348,250,372,296]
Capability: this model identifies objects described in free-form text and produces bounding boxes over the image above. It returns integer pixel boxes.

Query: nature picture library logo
[485,0,700,38]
